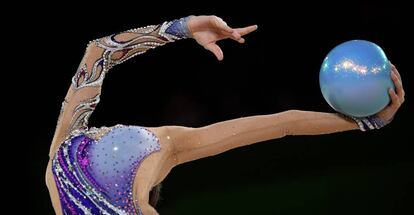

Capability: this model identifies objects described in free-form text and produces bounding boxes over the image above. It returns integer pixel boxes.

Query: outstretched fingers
[235,25,258,36]
[226,25,258,43]
[213,16,257,43]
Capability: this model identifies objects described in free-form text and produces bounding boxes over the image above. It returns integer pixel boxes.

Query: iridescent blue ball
[319,40,394,117]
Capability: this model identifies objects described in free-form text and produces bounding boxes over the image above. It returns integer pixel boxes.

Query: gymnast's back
[49,125,165,214]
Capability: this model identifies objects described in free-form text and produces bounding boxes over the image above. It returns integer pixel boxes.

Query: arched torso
[46,125,177,214]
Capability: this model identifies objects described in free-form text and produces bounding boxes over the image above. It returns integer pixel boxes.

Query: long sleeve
[49,17,191,157]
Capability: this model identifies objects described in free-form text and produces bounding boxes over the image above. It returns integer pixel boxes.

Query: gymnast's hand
[376,63,405,123]
[187,15,258,61]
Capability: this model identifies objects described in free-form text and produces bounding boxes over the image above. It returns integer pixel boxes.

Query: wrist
[164,16,194,39]
[348,114,391,131]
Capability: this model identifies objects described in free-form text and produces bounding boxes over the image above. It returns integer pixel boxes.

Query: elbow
[280,109,303,136]
[77,40,104,65]
[84,40,102,57]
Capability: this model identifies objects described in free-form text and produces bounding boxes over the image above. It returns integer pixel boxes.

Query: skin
[45,15,405,215]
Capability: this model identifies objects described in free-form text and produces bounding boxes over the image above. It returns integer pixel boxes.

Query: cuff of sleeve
[346,114,390,131]
[164,15,194,39]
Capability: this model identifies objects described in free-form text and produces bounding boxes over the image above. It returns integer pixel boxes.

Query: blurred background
[27,2,413,214]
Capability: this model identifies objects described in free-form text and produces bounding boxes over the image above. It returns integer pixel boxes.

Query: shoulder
[146,126,197,144]
[144,125,196,159]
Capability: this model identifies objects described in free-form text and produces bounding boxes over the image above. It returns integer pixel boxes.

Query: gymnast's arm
[169,64,404,165]
[48,18,195,157]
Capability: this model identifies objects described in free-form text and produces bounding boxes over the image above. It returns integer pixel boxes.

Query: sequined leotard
[50,17,191,215]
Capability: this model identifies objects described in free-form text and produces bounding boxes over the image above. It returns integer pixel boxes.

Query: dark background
[27,2,413,214]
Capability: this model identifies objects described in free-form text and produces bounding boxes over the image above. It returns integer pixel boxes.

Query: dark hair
[149,183,162,207]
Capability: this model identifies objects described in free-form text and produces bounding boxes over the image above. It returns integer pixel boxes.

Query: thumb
[204,43,224,61]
